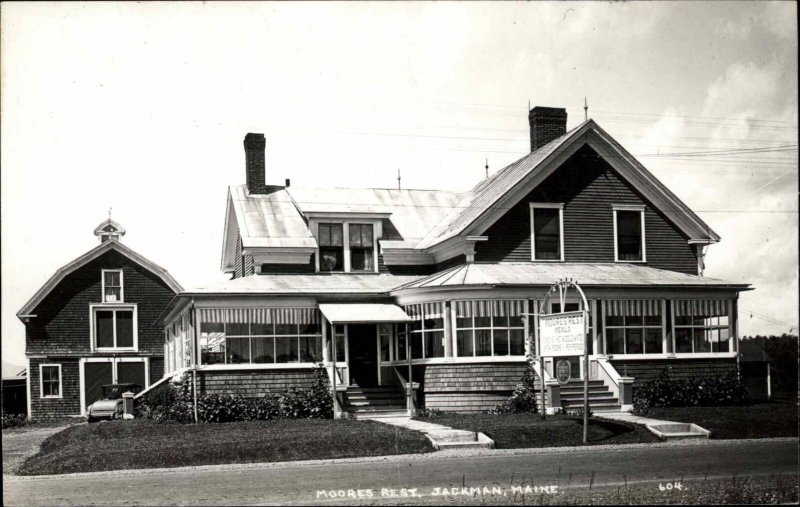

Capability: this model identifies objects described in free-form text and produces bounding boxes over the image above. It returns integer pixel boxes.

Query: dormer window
[349,224,375,271]
[530,203,564,261]
[614,206,646,262]
[102,270,123,302]
[318,223,344,272]
[314,221,379,273]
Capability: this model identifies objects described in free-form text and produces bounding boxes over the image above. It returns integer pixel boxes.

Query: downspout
[191,300,199,424]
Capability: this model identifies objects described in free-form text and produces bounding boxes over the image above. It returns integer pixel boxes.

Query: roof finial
[397,169,401,191]
[485,158,489,179]
[108,207,112,221]
[584,97,588,121]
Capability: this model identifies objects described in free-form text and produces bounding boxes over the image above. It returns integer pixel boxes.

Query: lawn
[645,394,798,440]
[415,413,660,448]
[17,418,434,476]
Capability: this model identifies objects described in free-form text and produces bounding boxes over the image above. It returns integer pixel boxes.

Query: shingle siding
[25,250,176,356]
[610,358,737,389]
[475,145,699,274]
[197,369,318,397]
[29,358,82,418]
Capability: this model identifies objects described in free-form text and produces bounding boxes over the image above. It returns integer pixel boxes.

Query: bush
[135,366,333,423]
[2,413,27,429]
[414,407,442,418]
[491,363,539,414]
[632,368,748,416]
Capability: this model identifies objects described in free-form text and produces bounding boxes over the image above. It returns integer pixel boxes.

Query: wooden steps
[345,386,407,418]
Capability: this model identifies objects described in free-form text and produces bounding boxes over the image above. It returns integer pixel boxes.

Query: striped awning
[404,302,444,320]
[674,299,730,317]
[198,307,319,325]
[454,300,526,318]
[319,304,412,324]
[605,300,662,317]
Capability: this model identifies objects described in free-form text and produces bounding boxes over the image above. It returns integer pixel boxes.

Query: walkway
[358,414,494,450]
[2,423,76,476]
[597,412,710,439]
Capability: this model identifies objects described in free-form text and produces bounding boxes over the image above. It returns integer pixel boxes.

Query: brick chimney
[529,107,567,152]
[244,133,267,194]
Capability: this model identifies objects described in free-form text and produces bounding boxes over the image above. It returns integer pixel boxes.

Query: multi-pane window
[615,209,645,262]
[318,223,344,272]
[94,307,135,349]
[396,325,408,361]
[455,300,526,357]
[349,224,374,271]
[530,204,563,261]
[604,300,662,354]
[404,303,445,359]
[40,364,61,398]
[674,300,731,353]
[199,308,322,365]
[102,270,123,302]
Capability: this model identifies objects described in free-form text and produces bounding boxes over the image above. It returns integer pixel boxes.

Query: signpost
[530,279,591,444]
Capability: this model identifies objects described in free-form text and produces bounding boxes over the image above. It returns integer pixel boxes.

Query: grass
[17,418,434,476]
[415,413,660,448]
[645,393,798,439]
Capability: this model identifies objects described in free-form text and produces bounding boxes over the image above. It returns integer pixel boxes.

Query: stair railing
[595,357,635,412]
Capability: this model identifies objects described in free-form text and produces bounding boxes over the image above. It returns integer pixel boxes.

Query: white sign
[539,311,586,357]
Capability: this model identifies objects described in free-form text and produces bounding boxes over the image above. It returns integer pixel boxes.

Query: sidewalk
[597,412,710,439]
[358,414,494,450]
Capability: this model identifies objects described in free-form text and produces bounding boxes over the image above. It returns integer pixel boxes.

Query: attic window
[530,203,564,261]
[614,206,646,262]
[349,224,374,271]
[102,270,123,302]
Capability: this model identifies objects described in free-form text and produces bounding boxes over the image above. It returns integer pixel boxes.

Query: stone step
[559,385,611,393]
[562,400,621,409]
[426,430,478,443]
[560,391,615,401]
[346,393,405,401]
[591,405,624,413]
[347,387,400,394]
[348,405,407,413]
[354,410,409,420]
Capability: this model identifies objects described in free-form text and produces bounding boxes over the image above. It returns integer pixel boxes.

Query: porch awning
[318,304,413,324]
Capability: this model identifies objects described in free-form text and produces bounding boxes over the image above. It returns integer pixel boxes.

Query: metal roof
[184,273,423,295]
[393,263,751,291]
[416,123,586,249]
[230,185,317,250]
[319,303,412,323]
[287,187,466,245]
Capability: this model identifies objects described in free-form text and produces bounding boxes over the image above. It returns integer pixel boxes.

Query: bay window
[455,300,526,357]
[404,303,445,359]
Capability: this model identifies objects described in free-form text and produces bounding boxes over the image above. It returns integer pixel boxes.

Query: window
[40,364,61,398]
[92,306,137,350]
[404,303,445,359]
[614,207,646,262]
[530,204,564,261]
[674,300,731,353]
[102,270,123,302]
[198,308,322,365]
[349,224,374,271]
[318,223,344,272]
[455,300,526,357]
[604,300,662,355]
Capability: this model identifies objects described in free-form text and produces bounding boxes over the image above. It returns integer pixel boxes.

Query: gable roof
[17,240,183,319]
[417,120,720,249]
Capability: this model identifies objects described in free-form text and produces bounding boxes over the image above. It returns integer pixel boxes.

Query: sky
[2,1,797,373]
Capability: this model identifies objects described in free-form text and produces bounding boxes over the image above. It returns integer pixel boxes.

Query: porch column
[322,316,330,364]
[444,302,453,357]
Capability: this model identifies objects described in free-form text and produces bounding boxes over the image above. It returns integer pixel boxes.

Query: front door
[348,324,378,387]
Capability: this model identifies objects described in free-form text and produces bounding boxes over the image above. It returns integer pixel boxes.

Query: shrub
[2,413,27,429]
[414,407,442,418]
[491,362,539,414]
[135,366,333,423]
[632,368,748,416]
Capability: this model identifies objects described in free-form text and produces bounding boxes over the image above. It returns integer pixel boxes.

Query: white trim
[101,269,124,303]
[90,303,139,352]
[39,363,62,399]
[79,357,150,415]
[26,358,32,420]
[529,203,565,262]
[613,208,647,263]
[608,352,737,360]
[196,362,334,372]
[304,211,391,220]
[312,219,380,274]
[385,356,527,366]
[17,239,182,319]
